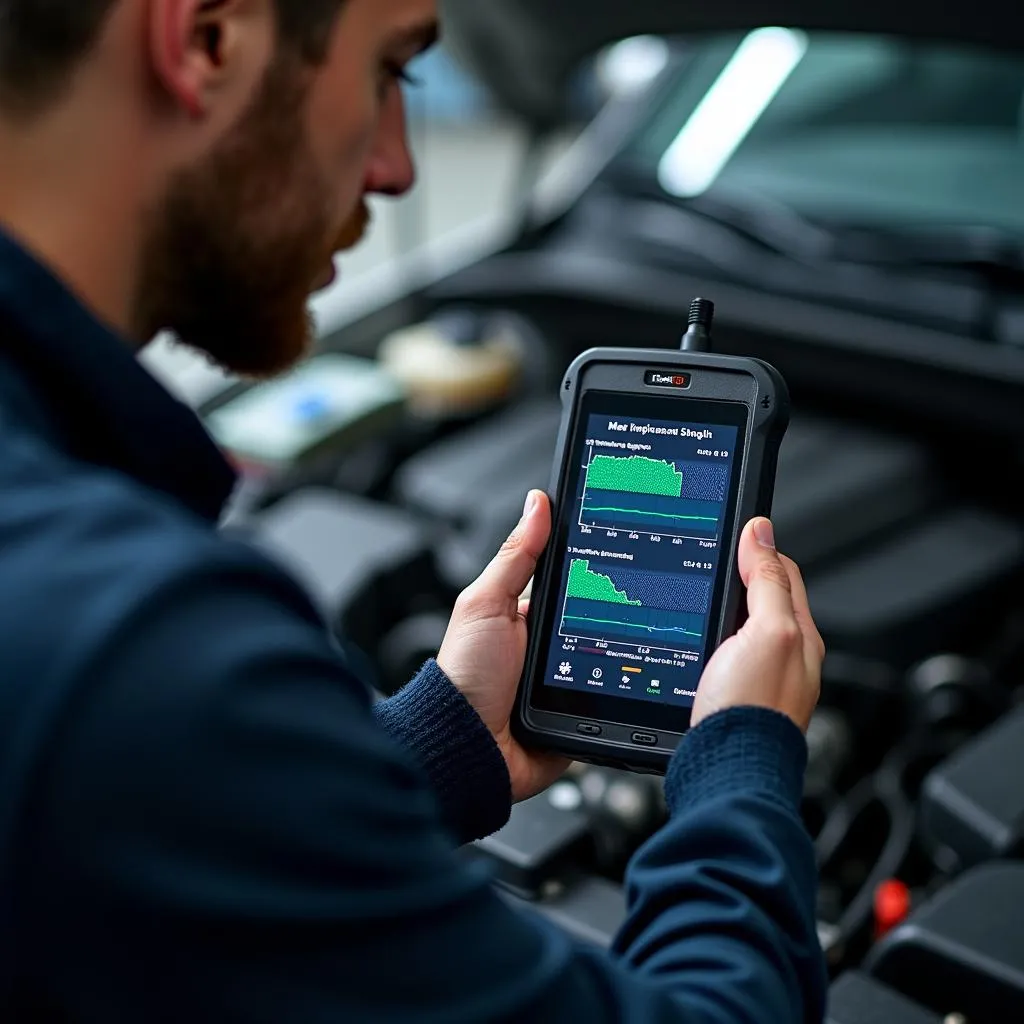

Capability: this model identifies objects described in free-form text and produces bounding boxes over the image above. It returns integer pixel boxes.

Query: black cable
[679,297,715,352]
[817,729,951,947]
[833,764,916,944]
[814,779,870,867]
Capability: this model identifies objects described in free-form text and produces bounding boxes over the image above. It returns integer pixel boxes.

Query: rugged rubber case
[512,347,790,774]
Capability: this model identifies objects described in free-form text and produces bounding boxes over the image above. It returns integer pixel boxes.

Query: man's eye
[385,62,422,88]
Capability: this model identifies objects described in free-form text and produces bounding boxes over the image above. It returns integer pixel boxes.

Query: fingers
[463,492,551,619]
[779,553,826,664]
[517,579,534,620]
[737,518,797,627]
[738,518,824,665]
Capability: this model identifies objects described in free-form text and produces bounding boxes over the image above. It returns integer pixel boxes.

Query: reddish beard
[334,201,371,253]
[135,57,342,380]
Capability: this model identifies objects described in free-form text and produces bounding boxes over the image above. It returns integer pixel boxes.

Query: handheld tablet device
[512,300,790,774]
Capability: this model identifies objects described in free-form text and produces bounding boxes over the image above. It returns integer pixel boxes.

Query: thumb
[469,491,551,616]
[737,517,797,623]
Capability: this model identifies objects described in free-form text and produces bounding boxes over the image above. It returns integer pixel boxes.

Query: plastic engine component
[244,489,436,675]
[827,972,941,1024]
[393,399,562,587]
[469,791,592,899]
[772,416,937,570]
[921,704,1024,869]
[807,507,1024,666]
[867,862,1024,1023]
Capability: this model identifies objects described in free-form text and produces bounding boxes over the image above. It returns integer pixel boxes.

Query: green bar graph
[566,560,641,605]
[586,455,683,497]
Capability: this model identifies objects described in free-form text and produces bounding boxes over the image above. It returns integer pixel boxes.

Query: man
[0,0,828,1020]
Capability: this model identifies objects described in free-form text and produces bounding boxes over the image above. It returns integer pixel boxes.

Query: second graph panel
[559,559,711,652]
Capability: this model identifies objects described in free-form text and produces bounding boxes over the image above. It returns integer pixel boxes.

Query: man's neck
[0,102,150,346]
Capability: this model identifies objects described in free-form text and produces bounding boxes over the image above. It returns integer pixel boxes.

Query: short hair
[0,0,344,116]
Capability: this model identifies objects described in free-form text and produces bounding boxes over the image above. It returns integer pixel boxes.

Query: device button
[631,732,658,746]
[577,723,602,736]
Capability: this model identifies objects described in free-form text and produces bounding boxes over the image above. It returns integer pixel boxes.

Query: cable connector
[680,297,715,352]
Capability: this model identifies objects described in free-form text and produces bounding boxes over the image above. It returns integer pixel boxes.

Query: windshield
[616,31,1024,238]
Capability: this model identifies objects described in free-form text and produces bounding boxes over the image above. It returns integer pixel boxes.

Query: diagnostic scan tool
[513,300,790,773]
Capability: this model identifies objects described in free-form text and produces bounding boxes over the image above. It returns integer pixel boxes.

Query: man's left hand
[437,490,570,803]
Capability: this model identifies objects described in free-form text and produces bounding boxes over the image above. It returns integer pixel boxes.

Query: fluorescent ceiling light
[658,27,808,198]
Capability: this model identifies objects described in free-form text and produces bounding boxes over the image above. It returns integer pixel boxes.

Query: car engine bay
[209,269,1024,1020]
[183,14,1024,1017]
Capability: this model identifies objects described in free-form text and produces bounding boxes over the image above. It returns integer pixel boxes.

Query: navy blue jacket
[0,228,826,1022]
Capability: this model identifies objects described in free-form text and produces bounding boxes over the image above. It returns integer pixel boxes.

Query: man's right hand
[691,517,824,733]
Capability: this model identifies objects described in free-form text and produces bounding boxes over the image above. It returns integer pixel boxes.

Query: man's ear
[147,0,274,119]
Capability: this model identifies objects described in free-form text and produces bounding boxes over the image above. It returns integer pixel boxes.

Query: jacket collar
[0,228,237,523]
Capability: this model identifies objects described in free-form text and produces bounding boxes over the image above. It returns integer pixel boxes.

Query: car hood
[440,0,1024,125]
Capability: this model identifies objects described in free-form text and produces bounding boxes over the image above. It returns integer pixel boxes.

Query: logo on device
[644,370,692,389]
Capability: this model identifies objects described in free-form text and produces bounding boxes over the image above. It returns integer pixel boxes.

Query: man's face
[137,0,437,378]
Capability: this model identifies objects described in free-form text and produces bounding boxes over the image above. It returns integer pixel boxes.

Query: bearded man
[0,2,826,1020]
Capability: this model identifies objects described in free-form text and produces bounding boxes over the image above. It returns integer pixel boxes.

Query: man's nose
[365,88,416,198]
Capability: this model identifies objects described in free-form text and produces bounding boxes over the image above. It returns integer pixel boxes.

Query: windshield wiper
[615,177,1018,335]
[666,186,1024,289]
[673,189,840,265]
[611,170,842,265]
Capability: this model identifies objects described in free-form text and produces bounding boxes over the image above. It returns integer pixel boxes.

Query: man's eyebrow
[389,19,441,55]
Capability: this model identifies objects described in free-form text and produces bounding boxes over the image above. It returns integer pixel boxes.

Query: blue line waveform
[562,598,704,645]
[581,492,721,534]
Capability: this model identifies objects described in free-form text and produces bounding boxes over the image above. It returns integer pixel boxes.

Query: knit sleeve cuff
[372,660,512,844]
[665,706,808,817]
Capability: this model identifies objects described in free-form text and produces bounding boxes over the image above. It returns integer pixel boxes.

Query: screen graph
[580,450,727,539]
[559,559,709,652]
[541,406,741,708]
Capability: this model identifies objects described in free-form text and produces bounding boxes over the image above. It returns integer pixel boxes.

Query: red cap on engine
[874,879,912,938]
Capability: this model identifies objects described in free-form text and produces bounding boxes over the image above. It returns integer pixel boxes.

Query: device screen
[532,391,747,730]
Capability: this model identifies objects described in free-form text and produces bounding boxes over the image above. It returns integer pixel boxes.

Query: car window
[620,32,1024,234]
